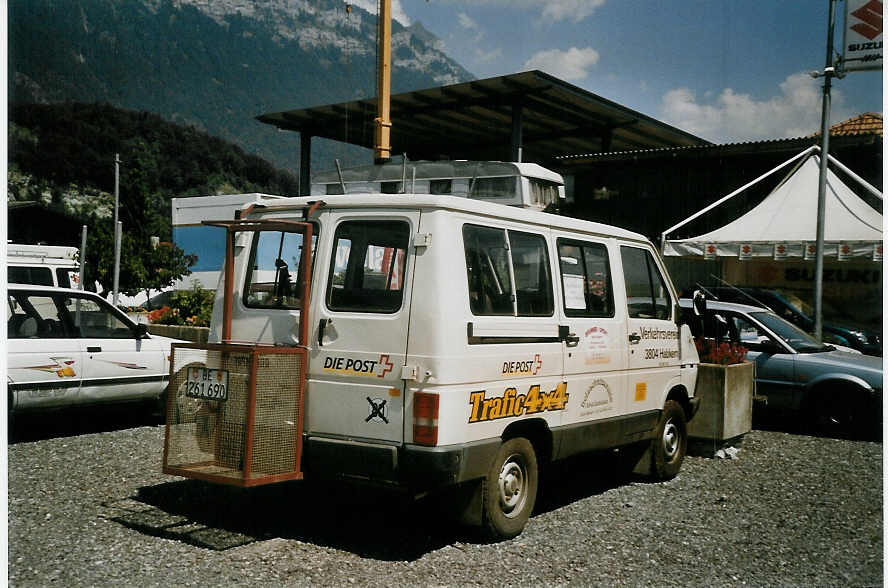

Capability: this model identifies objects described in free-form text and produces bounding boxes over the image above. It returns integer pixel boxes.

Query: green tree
[84,222,194,306]
[138,240,197,307]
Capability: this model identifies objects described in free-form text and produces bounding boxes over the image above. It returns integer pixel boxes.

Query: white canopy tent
[662,147,883,259]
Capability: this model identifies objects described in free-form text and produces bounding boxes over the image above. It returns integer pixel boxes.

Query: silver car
[679,298,882,437]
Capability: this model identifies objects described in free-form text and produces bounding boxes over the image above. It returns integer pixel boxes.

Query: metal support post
[79,225,87,290]
[813,0,838,341]
[113,154,121,306]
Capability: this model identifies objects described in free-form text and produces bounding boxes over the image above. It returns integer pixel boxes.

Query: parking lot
[7,409,882,587]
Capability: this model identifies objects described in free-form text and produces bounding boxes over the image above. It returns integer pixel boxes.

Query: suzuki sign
[842,0,883,72]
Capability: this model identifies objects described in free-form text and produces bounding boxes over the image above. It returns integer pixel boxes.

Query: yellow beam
[374,0,392,163]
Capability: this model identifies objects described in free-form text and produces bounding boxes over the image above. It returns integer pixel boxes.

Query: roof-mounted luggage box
[310,160,565,211]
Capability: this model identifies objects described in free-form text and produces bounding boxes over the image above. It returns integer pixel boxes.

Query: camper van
[7,243,80,288]
[163,161,700,539]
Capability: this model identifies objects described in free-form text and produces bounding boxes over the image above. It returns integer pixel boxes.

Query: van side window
[8,266,54,286]
[55,268,73,289]
[510,231,554,316]
[464,226,513,315]
[245,229,318,309]
[557,240,614,317]
[327,220,409,314]
[620,246,672,320]
[463,225,553,317]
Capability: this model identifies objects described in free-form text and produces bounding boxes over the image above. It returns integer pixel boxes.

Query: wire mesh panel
[163,343,306,487]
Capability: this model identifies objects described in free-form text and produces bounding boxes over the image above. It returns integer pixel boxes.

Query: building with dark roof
[257,70,709,193]
[257,71,881,321]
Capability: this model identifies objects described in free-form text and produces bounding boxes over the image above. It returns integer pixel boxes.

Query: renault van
[163,161,700,539]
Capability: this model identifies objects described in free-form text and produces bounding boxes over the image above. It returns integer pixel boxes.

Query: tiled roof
[812,112,882,137]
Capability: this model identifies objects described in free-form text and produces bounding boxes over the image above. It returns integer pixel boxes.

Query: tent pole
[659,145,817,251]
[813,0,838,342]
[827,154,883,200]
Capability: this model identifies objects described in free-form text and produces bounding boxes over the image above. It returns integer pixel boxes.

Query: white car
[7,284,181,418]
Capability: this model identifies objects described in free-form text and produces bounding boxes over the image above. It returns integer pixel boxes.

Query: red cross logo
[377,354,394,378]
[531,354,542,375]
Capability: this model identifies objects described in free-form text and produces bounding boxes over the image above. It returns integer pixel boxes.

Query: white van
[7,243,80,288]
[163,162,700,539]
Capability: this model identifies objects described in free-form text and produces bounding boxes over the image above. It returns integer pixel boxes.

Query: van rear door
[307,211,419,443]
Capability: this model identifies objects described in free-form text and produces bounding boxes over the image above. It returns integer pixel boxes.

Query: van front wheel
[651,400,687,480]
[483,437,538,540]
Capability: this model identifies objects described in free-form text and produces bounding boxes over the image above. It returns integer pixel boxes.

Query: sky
[353,0,883,143]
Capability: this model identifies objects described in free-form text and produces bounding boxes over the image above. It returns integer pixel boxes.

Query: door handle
[318,318,331,346]
[558,325,580,347]
[628,333,641,345]
[87,346,102,353]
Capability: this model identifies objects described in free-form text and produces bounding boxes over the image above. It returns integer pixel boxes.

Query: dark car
[679,298,882,438]
[684,286,881,356]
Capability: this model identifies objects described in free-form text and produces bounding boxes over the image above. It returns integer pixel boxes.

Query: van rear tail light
[413,392,439,446]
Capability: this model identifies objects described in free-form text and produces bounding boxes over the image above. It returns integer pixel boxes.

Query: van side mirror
[133,322,148,339]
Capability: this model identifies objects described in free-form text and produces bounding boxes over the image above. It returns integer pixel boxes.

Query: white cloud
[457,12,478,30]
[541,0,606,23]
[660,72,850,142]
[348,0,410,26]
[523,47,600,81]
[475,47,503,64]
[425,1,603,23]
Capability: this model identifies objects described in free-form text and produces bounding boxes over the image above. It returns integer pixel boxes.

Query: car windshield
[750,311,831,353]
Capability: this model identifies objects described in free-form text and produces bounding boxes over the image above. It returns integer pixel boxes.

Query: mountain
[8,101,300,232]
[8,0,474,177]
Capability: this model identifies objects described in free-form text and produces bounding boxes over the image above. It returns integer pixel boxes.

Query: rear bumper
[304,436,500,490]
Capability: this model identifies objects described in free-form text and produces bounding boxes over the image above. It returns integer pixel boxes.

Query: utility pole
[113,153,121,307]
[810,0,839,341]
[79,225,87,290]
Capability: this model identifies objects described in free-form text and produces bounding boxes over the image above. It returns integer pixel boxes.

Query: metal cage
[163,342,307,487]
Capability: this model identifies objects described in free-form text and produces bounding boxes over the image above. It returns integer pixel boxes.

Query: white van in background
[7,243,80,289]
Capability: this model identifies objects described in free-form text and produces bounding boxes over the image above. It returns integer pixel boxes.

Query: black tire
[810,385,870,439]
[482,437,538,540]
[651,399,687,480]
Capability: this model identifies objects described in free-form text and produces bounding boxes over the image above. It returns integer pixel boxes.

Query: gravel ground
[8,422,883,587]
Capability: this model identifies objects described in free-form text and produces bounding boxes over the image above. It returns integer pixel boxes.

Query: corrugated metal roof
[556,117,882,164]
[256,70,709,165]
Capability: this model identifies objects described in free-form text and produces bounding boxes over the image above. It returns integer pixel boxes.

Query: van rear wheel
[483,437,538,540]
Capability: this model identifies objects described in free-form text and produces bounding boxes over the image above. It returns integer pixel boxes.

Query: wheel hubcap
[498,455,527,517]
[663,419,679,460]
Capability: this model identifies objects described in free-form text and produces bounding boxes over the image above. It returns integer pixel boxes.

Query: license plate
[185,367,228,401]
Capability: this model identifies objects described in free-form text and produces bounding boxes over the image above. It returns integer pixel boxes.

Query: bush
[147,305,180,325]
[147,283,214,327]
[695,338,748,365]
